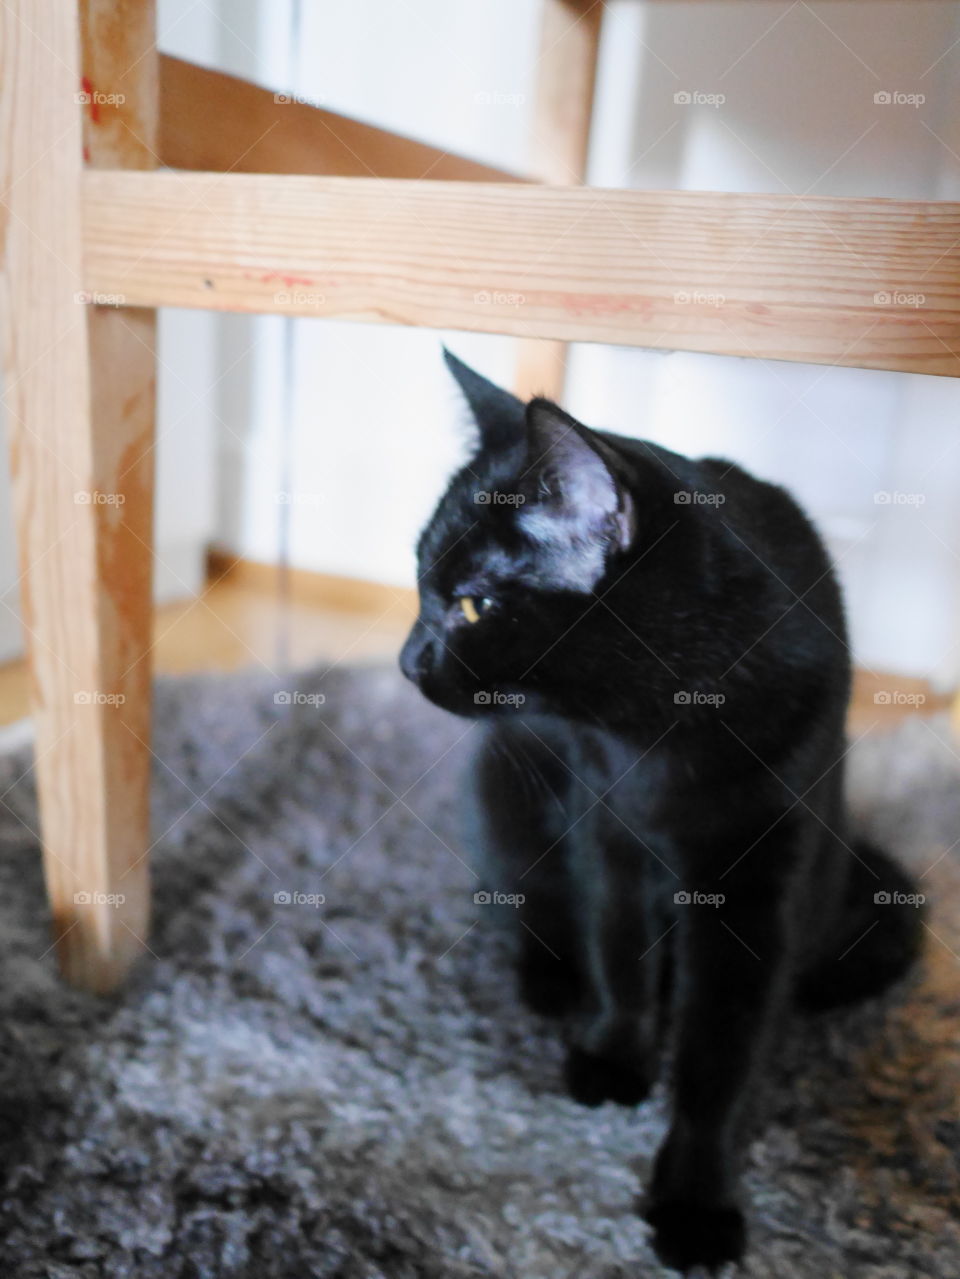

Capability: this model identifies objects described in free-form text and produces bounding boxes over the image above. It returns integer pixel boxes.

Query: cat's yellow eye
[459,596,492,624]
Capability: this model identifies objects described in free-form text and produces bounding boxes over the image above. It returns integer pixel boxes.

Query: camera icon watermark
[674,90,725,108]
[474,90,525,107]
[873,490,925,506]
[474,490,525,506]
[673,289,725,308]
[74,290,125,307]
[74,90,125,107]
[474,890,525,907]
[673,690,725,707]
[674,489,726,506]
[473,289,525,307]
[874,889,925,907]
[276,490,323,506]
[873,690,926,707]
[474,690,525,708]
[274,290,326,308]
[74,690,126,706]
[873,291,925,308]
[273,92,325,108]
[873,90,924,108]
[274,690,326,707]
[74,891,125,907]
[674,890,725,907]
[74,490,126,506]
[274,890,325,907]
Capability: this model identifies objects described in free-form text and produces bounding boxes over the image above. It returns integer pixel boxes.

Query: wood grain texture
[159,54,524,184]
[516,0,603,401]
[0,0,156,992]
[83,171,960,376]
[527,0,603,187]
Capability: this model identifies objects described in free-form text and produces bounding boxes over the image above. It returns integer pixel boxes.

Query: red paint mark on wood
[81,76,101,124]
[558,293,652,318]
[244,270,317,288]
[83,145,91,163]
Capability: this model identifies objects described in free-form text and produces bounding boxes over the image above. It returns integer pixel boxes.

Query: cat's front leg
[564,824,669,1108]
[643,819,800,1273]
[468,720,586,1017]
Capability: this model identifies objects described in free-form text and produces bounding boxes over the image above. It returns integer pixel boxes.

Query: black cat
[400,350,923,1274]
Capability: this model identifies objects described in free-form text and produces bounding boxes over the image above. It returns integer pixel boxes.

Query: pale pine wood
[159,54,525,185]
[527,0,603,186]
[0,0,157,992]
[515,0,603,402]
[83,171,960,375]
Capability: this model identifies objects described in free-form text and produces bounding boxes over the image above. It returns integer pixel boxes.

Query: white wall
[214,0,960,683]
[151,0,241,601]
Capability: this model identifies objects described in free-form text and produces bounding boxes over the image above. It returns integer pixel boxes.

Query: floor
[0,564,952,734]
[0,565,415,728]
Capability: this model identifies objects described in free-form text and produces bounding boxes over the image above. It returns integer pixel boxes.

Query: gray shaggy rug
[0,664,957,1279]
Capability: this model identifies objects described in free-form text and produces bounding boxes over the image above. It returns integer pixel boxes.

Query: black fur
[400,350,924,1274]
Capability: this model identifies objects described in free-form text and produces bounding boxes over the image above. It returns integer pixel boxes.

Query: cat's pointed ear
[519,398,634,560]
[443,347,526,451]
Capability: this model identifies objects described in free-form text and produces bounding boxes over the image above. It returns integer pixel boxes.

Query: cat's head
[399,350,648,720]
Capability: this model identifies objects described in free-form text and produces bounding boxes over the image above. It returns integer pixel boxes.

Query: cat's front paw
[563,1045,653,1107]
[643,1197,746,1274]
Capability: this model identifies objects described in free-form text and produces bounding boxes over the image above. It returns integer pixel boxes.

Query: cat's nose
[399,623,434,685]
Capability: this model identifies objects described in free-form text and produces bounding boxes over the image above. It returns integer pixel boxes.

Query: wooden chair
[1,0,957,992]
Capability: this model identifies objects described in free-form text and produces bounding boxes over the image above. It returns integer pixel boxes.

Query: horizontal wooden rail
[159,55,523,184]
[83,171,960,375]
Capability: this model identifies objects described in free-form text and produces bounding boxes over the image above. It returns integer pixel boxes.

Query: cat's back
[696,453,837,601]
[601,430,837,604]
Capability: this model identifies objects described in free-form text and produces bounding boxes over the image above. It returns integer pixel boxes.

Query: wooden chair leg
[0,1,157,991]
[515,0,603,401]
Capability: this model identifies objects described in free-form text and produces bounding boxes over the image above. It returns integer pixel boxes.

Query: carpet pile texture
[0,664,957,1277]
